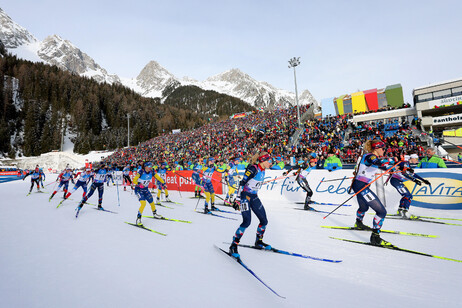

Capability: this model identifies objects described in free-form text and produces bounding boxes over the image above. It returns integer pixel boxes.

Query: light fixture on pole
[288,57,301,127]
[127,114,130,147]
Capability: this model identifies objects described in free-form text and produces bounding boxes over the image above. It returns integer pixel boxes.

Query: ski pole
[262,174,295,185]
[441,139,462,151]
[172,171,183,198]
[442,157,462,165]
[323,160,402,219]
[320,176,354,183]
[116,175,120,206]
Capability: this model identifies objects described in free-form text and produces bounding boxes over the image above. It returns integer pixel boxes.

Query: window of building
[451,87,462,96]
[433,89,452,100]
[417,93,433,102]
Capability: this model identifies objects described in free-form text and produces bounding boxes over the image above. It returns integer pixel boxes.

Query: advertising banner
[123,171,223,194]
[124,169,462,210]
[229,169,462,210]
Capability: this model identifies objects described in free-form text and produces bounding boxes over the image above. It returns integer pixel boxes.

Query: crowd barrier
[113,169,462,210]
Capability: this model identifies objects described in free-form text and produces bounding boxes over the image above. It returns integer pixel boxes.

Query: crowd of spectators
[101,104,427,169]
[102,105,310,168]
[351,103,412,116]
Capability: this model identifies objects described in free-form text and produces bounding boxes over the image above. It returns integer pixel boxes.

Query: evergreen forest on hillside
[0,42,255,157]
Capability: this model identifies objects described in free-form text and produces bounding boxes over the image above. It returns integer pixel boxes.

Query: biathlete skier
[62,168,94,201]
[122,164,133,191]
[201,157,219,213]
[283,157,318,210]
[23,165,45,194]
[76,163,108,215]
[388,153,430,218]
[192,158,204,197]
[229,152,273,258]
[49,166,75,201]
[351,140,395,245]
[133,162,162,225]
[224,157,239,205]
[156,162,171,203]
[106,165,115,186]
[39,168,45,188]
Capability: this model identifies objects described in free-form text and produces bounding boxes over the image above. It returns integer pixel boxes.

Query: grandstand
[101,78,462,169]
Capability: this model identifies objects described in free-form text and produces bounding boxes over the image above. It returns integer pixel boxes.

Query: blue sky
[3,0,462,104]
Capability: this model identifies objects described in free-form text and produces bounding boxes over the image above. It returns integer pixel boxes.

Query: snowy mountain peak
[136,60,178,98]
[206,68,253,84]
[37,34,120,84]
[0,8,37,48]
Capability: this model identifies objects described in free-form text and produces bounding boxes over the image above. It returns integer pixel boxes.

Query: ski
[212,207,240,215]
[296,201,352,207]
[163,200,183,205]
[234,243,342,263]
[156,203,174,209]
[321,226,438,238]
[56,199,66,208]
[143,215,191,224]
[215,245,285,299]
[387,213,462,222]
[330,237,462,263]
[94,207,118,214]
[195,210,238,221]
[294,208,348,216]
[386,216,462,226]
[124,222,167,236]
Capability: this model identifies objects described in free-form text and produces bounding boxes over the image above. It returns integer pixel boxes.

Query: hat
[404,155,411,161]
[410,154,419,159]
[310,158,318,163]
[371,140,386,149]
[144,162,153,168]
[258,153,272,163]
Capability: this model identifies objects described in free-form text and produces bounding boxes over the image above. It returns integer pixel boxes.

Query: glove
[414,179,422,186]
[422,179,431,186]
[328,169,332,172]
[233,197,241,211]
[282,172,288,176]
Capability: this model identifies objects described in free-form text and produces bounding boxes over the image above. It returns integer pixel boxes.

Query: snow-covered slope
[0,8,37,48]
[0,9,119,84]
[0,176,460,307]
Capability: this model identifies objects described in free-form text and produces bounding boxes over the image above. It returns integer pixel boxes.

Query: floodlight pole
[288,57,301,128]
[127,114,130,147]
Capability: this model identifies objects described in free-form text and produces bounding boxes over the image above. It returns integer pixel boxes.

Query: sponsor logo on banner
[432,114,462,125]
[404,172,462,210]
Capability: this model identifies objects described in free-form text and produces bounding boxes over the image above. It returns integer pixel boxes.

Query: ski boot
[211,203,218,211]
[370,229,391,246]
[152,210,162,219]
[204,205,211,214]
[97,204,104,210]
[49,193,55,202]
[136,213,143,226]
[398,207,410,219]
[75,203,83,217]
[354,218,372,230]
[304,201,314,211]
[156,197,161,205]
[229,241,240,259]
[255,236,272,250]
[165,196,171,202]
